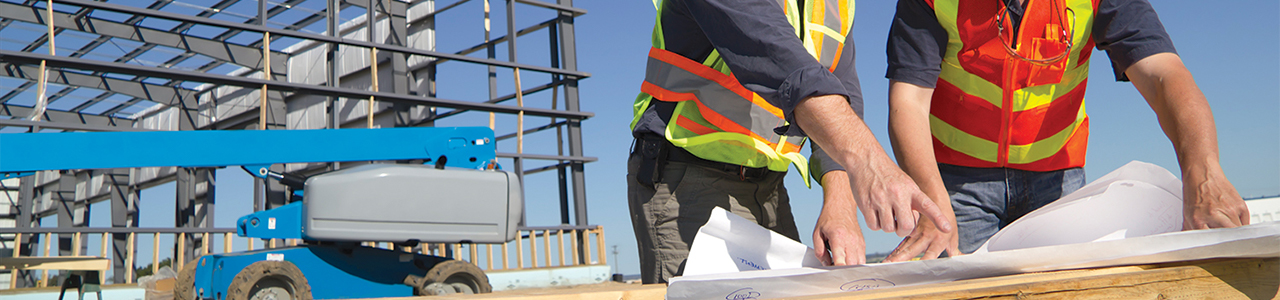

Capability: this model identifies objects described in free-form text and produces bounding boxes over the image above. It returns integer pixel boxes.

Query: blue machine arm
[0,127,496,175]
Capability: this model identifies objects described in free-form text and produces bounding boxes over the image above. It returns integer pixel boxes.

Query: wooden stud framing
[176,233,186,270]
[545,229,555,266]
[125,232,135,284]
[515,233,523,269]
[597,227,607,265]
[501,242,509,270]
[557,229,565,267]
[529,231,539,268]
[9,233,20,289]
[151,232,159,275]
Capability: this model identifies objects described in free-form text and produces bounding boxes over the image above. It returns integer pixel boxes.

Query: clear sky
[76,0,1278,278]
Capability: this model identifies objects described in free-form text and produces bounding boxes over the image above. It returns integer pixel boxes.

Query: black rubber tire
[226,260,313,300]
[174,256,202,300]
[418,260,492,295]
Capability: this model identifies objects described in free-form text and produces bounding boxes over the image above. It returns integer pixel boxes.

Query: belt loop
[739,166,747,181]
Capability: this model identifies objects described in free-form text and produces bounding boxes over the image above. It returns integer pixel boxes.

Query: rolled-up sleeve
[885,0,948,88]
[677,0,852,136]
[1093,0,1177,82]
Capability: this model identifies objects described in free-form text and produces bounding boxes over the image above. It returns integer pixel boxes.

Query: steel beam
[514,0,586,15]
[0,105,137,131]
[0,50,593,119]
[0,1,289,73]
[1,63,196,106]
[52,0,590,78]
[0,119,142,132]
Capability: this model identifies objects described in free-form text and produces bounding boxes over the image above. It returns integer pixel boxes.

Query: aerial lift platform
[1,127,521,299]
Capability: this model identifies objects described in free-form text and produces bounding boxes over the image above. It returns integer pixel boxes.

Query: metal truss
[0,0,594,285]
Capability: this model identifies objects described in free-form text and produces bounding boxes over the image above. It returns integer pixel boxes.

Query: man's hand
[794,94,954,240]
[1125,53,1250,230]
[1182,162,1250,229]
[845,158,951,238]
[884,202,959,262]
[814,171,866,266]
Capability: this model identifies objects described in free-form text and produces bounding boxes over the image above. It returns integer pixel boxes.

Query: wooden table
[0,256,110,300]
[395,257,1277,299]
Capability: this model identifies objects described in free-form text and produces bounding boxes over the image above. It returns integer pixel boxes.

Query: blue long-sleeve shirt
[632,0,864,141]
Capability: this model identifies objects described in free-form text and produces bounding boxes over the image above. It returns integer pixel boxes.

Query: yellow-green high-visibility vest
[632,0,855,186]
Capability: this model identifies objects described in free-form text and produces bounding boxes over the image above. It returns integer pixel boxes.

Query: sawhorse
[0,257,108,300]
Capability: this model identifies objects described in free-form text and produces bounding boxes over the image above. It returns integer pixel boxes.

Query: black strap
[635,135,669,187]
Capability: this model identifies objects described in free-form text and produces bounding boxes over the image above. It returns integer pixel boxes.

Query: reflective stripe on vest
[631,0,854,185]
[930,0,1097,172]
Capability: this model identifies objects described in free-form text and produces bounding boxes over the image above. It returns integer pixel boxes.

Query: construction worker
[837,0,1252,261]
[627,0,954,283]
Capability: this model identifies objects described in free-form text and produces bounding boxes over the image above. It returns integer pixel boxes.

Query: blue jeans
[939,163,1085,253]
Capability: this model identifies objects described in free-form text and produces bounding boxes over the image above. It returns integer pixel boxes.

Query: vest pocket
[1015,37,1069,87]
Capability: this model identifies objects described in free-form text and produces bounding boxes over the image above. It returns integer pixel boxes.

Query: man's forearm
[887,81,950,203]
[1127,52,1249,228]
[794,93,952,236]
[794,95,887,175]
[1126,53,1222,174]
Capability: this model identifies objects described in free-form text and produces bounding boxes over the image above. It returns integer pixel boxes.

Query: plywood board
[0,256,109,271]
[794,257,1279,300]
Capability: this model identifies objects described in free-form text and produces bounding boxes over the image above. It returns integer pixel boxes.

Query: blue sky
[70,0,1278,277]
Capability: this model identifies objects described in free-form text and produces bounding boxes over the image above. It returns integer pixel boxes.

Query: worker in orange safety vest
[824,0,1252,261]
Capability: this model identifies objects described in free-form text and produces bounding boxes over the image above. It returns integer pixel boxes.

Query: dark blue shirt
[632,0,864,139]
[886,0,1178,87]
[811,0,1179,182]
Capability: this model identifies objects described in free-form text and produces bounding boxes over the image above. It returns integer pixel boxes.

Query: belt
[635,134,779,181]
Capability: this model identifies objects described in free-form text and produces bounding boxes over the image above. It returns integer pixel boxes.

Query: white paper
[683,207,823,277]
[977,161,1184,253]
[668,222,1280,300]
[667,161,1280,299]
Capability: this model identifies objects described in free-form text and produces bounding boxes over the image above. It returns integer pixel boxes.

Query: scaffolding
[0,0,592,287]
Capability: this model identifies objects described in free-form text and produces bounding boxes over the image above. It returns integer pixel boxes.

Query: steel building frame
[0,0,592,287]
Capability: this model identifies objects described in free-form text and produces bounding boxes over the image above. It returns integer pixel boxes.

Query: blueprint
[668,162,1280,300]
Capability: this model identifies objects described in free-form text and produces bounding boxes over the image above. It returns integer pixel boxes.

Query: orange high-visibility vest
[928,0,1097,171]
[631,0,855,184]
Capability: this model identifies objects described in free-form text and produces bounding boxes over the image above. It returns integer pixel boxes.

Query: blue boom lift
[0,127,523,299]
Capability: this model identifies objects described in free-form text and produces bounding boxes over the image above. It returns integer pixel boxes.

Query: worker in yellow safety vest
[628,0,952,284]
[845,0,1251,262]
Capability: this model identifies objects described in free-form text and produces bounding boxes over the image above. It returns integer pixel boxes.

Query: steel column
[55,171,77,257]
[109,169,138,283]
[556,0,587,226]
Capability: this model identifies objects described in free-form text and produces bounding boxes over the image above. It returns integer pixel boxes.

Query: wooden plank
[516,233,524,269]
[41,233,51,287]
[72,232,81,256]
[176,232,185,270]
[501,242,509,270]
[530,231,540,268]
[557,230,565,267]
[570,229,579,266]
[0,257,110,271]
[151,232,160,275]
[793,257,1279,300]
[470,243,479,266]
[363,283,667,300]
[125,232,135,284]
[224,233,232,254]
[543,230,552,267]
[595,228,606,265]
[10,233,21,290]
